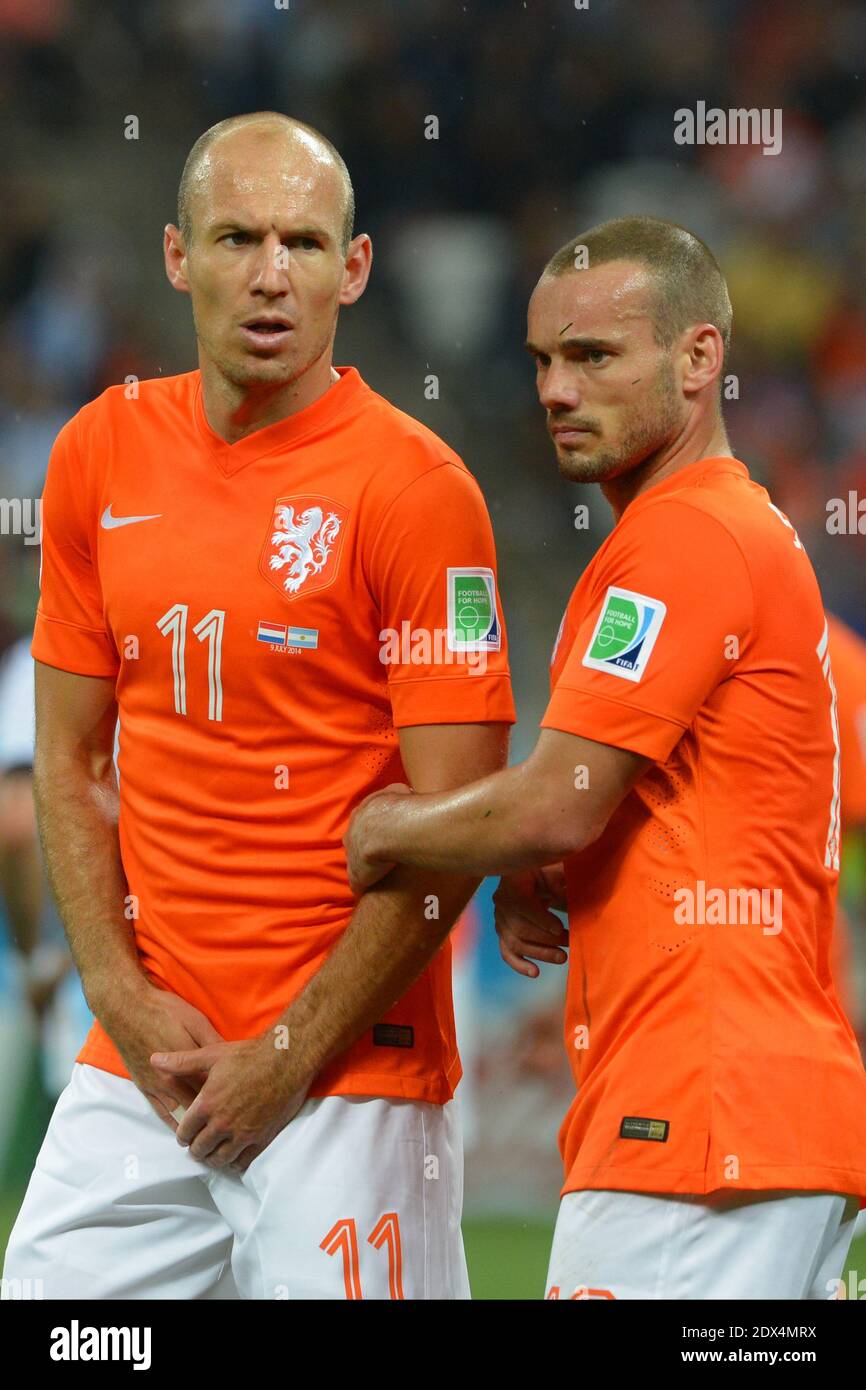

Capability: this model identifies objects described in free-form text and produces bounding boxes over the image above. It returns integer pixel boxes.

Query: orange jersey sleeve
[32,411,120,678]
[542,498,753,759]
[366,461,513,727]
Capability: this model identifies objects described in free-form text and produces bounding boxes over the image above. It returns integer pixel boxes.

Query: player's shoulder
[617,458,784,561]
[71,371,198,439]
[358,381,474,492]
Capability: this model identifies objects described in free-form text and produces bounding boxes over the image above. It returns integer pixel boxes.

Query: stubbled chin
[556,450,611,484]
[234,353,295,378]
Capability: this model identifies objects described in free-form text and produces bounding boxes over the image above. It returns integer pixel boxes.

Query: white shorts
[3,1062,470,1300]
[546,1187,859,1300]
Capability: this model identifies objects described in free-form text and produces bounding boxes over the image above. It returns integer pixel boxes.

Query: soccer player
[345,216,866,1299]
[2,112,515,1299]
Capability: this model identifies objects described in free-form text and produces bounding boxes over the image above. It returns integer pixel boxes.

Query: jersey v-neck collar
[192,365,366,477]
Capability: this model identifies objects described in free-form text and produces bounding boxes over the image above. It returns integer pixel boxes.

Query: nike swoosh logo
[100,505,163,530]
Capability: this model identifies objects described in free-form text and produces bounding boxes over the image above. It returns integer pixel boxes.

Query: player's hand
[493,869,569,978]
[100,981,224,1134]
[344,782,412,894]
[536,861,568,912]
[150,1036,310,1173]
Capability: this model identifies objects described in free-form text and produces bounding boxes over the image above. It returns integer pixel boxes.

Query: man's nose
[538,361,581,413]
[250,234,290,294]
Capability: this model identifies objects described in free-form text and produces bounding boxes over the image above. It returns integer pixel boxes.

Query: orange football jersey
[33,366,516,1102]
[541,456,866,1198]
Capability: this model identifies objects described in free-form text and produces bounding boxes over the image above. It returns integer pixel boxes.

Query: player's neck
[198,356,340,445]
[602,418,733,521]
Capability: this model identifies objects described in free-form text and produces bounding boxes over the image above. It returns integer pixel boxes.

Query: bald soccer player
[2,113,515,1300]
[346,216,866,1300]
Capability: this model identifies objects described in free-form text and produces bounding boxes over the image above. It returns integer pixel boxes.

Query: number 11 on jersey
[156,604,226,721]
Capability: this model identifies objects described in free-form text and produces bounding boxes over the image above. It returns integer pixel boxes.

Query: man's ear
[339,233,373,307]
[681,323,724,397]
[164,224,191,296]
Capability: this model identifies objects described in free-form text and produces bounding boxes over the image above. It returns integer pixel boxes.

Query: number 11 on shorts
[320,1213,405,1299]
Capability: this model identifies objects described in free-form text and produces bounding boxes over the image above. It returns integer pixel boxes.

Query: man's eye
[587,349,608,365]
[293,237,320,251]
[222,233,249,247]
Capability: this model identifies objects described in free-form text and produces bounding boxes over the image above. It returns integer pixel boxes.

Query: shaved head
[177,112,355,253]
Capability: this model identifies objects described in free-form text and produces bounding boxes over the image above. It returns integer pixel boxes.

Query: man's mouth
[240,318,294,346]
[551,424,595,439]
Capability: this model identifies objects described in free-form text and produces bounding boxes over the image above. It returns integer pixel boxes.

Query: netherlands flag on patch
[257,621,287,646]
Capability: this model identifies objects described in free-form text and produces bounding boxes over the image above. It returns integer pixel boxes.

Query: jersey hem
[542,685,685,761]
[390,672,517,727]
[32,614,120,679]
[562,1166,866,1200]
[76,1039,462,1107]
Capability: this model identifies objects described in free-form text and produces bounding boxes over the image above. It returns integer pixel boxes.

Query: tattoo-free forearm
[366,760,565,876]
[273,867,478,1078]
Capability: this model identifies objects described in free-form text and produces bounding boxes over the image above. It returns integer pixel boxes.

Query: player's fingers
[495,911,568,947]
[187,1123,231,1162]
[174,1094,211,1147]
[517,943,568,965]
[146,1082,200,1132]
[537,862,568,909]
[495,894,567,939]
[150,1045,216,1074]
[202,1137,245,1170]
[351,858,395,894]
[498,937,540,978]
[143,1091,181,1132]
[497,925,568,966]
[185,1016,224,1047]
[517,901,568,938]
[230,1144,263,1174]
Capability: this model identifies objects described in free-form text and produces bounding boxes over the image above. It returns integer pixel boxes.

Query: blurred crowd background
[2,0,866,1293]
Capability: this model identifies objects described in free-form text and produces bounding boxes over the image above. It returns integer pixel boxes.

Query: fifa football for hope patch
[446,567,501,652]
[581,585,666,682]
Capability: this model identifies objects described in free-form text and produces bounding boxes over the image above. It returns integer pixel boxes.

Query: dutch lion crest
[266,501,344,596]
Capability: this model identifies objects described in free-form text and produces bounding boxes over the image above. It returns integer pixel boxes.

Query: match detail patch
[620,1116,670,1142]
[581,585,666,683]
[446,567,501,652]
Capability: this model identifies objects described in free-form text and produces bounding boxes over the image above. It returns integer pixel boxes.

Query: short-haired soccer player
[346,216,866,1300]
[3,113,515,1299]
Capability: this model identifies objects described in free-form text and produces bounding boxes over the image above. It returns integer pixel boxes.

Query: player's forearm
[33,750,147,1015]
[272,868,478,1079]
[361,761,574,878]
